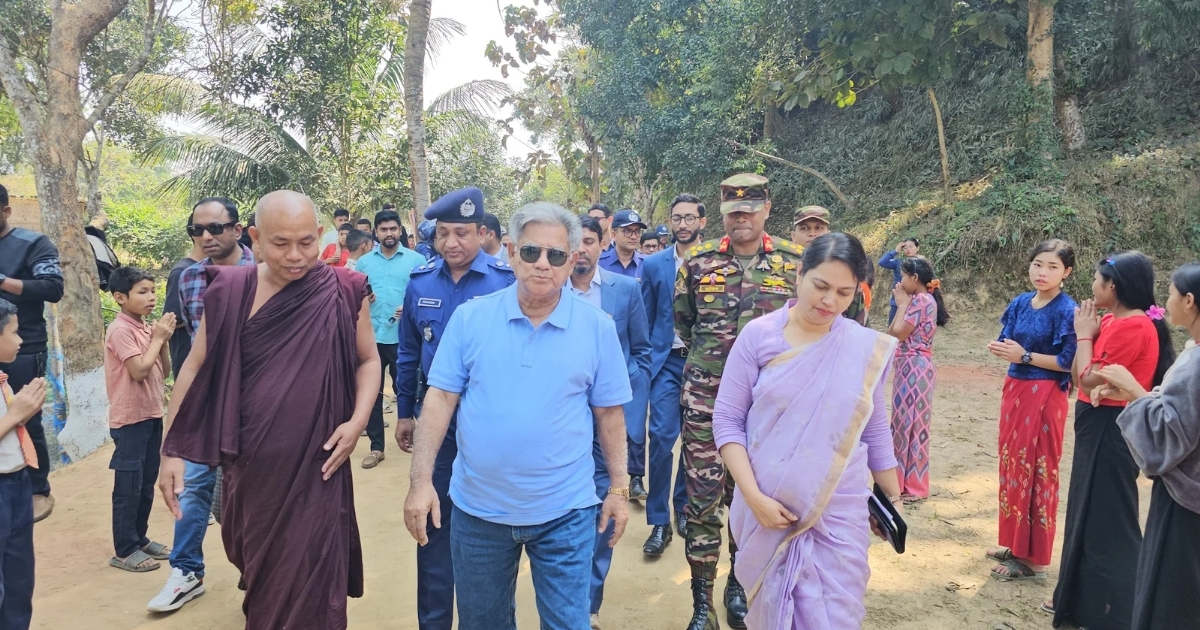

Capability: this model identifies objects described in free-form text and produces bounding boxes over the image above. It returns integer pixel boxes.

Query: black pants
[366,343,399,453]
[109,419,162,558]
[0,469,34,630]
[0,353,50,496]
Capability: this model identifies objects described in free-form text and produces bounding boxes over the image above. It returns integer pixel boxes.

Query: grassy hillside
[757,48,1200,317]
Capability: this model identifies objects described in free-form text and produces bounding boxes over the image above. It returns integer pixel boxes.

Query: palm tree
[137,14,510,212]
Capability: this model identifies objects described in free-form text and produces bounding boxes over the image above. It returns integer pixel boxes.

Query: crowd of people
[0,178,1197,629]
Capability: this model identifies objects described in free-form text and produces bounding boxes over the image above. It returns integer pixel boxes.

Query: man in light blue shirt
[403,203,632,630]
[352,208,424,468]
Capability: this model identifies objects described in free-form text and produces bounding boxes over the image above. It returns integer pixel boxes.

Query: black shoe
[724,572,748,629]
[676,511,688,537]
[643,524,673,556]
[630,476,648,501]
[686,576,719,630]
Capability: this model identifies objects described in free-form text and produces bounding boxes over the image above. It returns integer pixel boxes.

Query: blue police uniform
[395,187,515,630]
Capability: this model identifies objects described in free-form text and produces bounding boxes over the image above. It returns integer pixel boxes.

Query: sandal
[901,494,926,504]
[990,558,1046,582]
[1040,600,1055,614]
[110,549,161,573]
[141,541,171,560]
[985,547,1014,561]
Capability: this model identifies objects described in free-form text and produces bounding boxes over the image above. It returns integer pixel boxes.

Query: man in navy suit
[569,215,651,630]
[639,194,707,556]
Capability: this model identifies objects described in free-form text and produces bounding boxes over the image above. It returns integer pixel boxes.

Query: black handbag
[867,484,907,553]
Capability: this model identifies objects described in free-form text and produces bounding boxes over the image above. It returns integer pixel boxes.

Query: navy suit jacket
[640,248,678,380]
[597,271,652,442]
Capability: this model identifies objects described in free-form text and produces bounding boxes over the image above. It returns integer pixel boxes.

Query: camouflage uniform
[674,227,802,586]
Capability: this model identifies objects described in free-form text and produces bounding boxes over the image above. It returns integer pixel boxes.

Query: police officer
[598,209,646,279]
[675,174,803,630]
[393,186,514,630]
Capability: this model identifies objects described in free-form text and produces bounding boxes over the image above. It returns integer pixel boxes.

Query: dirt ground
[28,311,1152,630]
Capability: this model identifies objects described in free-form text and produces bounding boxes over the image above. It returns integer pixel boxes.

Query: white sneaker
[208,513,216,526]
[147,567,205,612]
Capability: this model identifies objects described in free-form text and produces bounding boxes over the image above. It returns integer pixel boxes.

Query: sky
[427,0,551,159]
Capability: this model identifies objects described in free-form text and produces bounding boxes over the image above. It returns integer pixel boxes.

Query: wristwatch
[607,487,630,498]
[1020,352,1033,365]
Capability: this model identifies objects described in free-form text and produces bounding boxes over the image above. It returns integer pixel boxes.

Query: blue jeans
[452,505,598,630]
[0,470,34,630]
[646,351,689,525]
[888,303,898,325]
[169,461,216,576]
[590,459,614,614]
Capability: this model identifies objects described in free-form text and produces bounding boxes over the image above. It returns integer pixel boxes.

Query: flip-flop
[110,549,160,573]
[990,558,1046,582]
[1040,601,1055,614]
[141,541,171,560]
[985,547,1014,561]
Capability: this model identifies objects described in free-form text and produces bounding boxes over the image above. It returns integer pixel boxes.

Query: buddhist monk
[158,190,380,630]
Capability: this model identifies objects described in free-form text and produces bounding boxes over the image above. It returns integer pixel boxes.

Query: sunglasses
[187,221,237,237]
[518,244,570,267]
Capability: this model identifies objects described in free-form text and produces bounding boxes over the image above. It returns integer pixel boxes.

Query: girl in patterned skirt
[986,239,1078,582]
[888,256,949,502]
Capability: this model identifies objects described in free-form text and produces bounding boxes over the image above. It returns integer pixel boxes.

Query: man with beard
[353,209,425,470]
[160,190,379,630]
[150,197,254,613]
[569,215,650,629]
[675,175,803,630]
[393,187,514,630]
[639,194,705,556]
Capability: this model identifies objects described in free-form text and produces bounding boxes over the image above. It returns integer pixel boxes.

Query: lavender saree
[714,311,897,630]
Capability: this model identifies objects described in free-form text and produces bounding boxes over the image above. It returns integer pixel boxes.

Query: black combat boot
[724,566,748,629]
[685,575,719,630]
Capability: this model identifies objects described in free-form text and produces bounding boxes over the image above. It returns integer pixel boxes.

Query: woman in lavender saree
[714,233,904,630]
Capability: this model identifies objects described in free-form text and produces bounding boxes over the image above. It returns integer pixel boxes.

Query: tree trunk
[1054,57,1086,151]
[763,107,782,139]
[1026,0,1054,89]
[404,0,433,216]
[0,0,160,461]
[84,124,104,219]
[927,87,952,204]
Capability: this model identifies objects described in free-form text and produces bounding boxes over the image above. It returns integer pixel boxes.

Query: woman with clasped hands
[1090,261,1200,630]
[713,233,903,630]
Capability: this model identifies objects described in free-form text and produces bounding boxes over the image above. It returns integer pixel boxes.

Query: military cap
[793,205,830,225]
[611,208,648,230]
[719,173,769,215]
[424,186,484,223]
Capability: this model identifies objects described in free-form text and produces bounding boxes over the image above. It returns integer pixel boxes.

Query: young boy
[0,297,44,629]
[343,228,375,272]
[320,222,355,267]
[104,266,174,572]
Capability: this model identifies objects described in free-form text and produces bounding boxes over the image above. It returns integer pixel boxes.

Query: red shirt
[1079,313,1159,407]
[320,243,349,267]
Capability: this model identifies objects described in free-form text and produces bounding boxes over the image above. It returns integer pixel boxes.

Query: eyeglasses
[670,215,700,226]
[186,222,237,237]
[518,244,570,267]
[618,227,643,238]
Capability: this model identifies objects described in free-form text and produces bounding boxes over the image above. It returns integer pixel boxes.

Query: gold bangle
[607,487,630,497]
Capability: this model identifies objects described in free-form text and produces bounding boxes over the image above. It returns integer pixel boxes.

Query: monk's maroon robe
[163,263,366,630]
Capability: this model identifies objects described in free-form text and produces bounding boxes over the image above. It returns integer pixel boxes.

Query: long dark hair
[901,256,950,326]
[1171,263,1200,311]
[1099,251,1176,386]
[801,232,869,283]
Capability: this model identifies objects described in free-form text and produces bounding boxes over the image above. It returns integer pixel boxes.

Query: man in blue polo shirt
[403,203,632,630]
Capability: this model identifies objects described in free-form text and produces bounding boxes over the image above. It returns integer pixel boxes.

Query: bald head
[255,190,319,235]
[250,190,324,285]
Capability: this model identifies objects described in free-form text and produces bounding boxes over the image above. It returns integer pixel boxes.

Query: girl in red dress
[986,239,1078,581]
[1050,251,1175,629]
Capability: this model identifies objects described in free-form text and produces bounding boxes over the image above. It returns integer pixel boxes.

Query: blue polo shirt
[354,245,425,344]
[427,284,633,526]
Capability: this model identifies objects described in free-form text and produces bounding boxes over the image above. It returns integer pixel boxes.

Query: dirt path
[29,313,1150,629]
